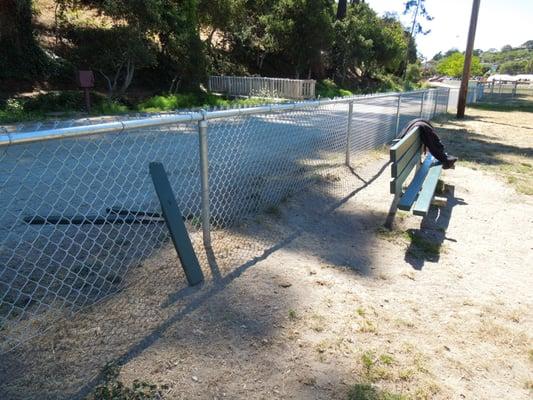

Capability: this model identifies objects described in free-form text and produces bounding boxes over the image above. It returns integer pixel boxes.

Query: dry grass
[436,105,533,195]
[1,109,532,400]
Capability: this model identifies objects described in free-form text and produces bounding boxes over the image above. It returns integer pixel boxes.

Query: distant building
[487,74,533,83]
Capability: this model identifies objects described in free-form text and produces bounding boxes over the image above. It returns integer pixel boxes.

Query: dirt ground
[1,107,532,400]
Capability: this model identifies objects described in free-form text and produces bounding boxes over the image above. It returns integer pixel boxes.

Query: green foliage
[248,0,335,78]
[86,362,165,400]
[93,101,130,115]
[0,90,278,123]
[371,73,403,93]
[481,48,531,64]
[59,0,206,92]
[405,63,422,83]
[65,26,157,97]
[138,92,274,111]
[3,0,430,113]
[0,0,51,79]
[436,52,483,78]
[138,93,201,111]
[499,60,529,75]
[331,4,408,83]
[316,79,352,98]
[0,99,41,123]
[348,384,407,400]
[434,46,533,76]
[523,40,533,50]
[23,91,93,112]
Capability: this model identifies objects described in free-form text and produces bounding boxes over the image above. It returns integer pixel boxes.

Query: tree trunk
[120,59,135,95]
[336,0,347,20]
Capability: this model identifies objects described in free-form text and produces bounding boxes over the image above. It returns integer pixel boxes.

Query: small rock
[279,282,292,288]
[192,376,199,382]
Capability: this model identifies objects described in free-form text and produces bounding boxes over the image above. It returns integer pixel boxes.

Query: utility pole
[457,0,481,118]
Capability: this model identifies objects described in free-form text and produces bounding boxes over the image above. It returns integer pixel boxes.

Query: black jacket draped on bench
[398,118,448,165]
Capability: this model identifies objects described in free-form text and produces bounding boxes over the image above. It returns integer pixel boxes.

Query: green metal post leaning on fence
[198,116,212,249]
[149,162,204,286]
[345,101,353,166]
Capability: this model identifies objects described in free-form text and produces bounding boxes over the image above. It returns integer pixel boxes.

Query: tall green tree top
[436,52,483,78]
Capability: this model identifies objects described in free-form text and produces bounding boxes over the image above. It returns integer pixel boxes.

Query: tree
[432,51,443,61]
[337,0,348,20]
[62,0,206,91]
[331,3,407,82]
[66,26,156,98]
[402,0,432,78]
[0,0,49,79]
[522,40,533,50]
[498,60,526,75]
[336,0,365,20]
[248,0,334,78]
[501,44,513,52]
[405,63,422,82]
[525,59,533,74]
[436,52,483,77]
[403,0,433,36]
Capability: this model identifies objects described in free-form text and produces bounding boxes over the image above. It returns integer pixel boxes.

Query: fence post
[198,114,212,249]
[345,101,353,166]
[445,88,450,114]
[432,89,438,118]
[419,92,425,118]
[394,93,402,136]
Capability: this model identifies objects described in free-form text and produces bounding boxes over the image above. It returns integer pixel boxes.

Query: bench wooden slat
[391,136,422,178]
[412,162,443,216]
[397,154,435,211]
[390,153,421,194]
[390,127,422,163]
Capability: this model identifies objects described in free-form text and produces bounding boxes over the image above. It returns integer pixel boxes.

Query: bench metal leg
[384,193,401,230]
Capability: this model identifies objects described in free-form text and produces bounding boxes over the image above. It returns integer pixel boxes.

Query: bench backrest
[390,127,423,194]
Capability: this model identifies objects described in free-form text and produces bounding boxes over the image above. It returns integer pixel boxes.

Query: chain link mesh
[0,89,450,353]
[0,119,204,350]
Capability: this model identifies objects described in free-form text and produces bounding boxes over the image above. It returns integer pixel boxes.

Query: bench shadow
[404,186,467,270]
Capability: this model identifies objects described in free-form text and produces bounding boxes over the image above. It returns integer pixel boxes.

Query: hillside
[479,43,533,75]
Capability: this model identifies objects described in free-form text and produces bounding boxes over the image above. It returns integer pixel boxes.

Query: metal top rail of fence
[0,87,450,354]
[0,89,437,146]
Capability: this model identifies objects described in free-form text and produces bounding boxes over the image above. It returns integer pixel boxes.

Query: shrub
[316,79,353,98]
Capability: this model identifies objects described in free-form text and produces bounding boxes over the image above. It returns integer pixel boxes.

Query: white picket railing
[208,76,316,99]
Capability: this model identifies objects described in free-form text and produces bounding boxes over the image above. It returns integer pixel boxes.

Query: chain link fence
[463,81,533,103]
[0,88,451,353]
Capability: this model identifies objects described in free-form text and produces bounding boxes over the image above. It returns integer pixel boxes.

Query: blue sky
[366,0,533,59]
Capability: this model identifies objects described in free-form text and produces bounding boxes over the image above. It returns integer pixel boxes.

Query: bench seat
[388,127,443,218]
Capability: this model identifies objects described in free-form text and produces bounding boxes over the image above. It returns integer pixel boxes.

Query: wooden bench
[385,126,445,228]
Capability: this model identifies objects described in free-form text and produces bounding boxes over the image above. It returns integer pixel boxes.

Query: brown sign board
[77,70,95,88]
